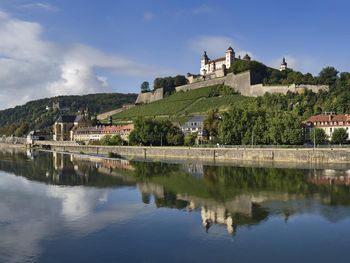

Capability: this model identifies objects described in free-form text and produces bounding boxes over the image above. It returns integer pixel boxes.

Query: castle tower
[280,57,287,71]
[225,46,235,69]
[200,51,209,75]
[243,53,251,61]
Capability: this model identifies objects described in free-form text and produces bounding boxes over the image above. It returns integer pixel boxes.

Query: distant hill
[0,93,137,136]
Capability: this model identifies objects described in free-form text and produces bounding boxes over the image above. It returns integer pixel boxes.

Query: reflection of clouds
[46,186,105,221]
[0,172,151,263]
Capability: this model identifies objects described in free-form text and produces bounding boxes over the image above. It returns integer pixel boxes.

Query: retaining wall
[36,142,350,164]
[176,77,227,92]
[135,88,164,104]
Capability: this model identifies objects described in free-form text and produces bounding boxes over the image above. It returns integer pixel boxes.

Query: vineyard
[110,85,251,123]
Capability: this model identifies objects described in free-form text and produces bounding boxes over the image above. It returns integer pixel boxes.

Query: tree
[310,128,327,145]
[166,126,184,146]
[140,81,150,93]
[14,123,29,137]
[174,75,187,87]
[184,133,197,146]
[318,67,339,86]
[331,128,348,144]
[204,110,220,140]
[129,118,183,146]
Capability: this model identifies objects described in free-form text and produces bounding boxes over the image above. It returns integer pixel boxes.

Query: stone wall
[136,71,329,104]
[250,83,329,97]
[176,77,227,92]
[224,71,252,96]
[177,70,328,97]
[135,88,164,104]
[39,142,350,165]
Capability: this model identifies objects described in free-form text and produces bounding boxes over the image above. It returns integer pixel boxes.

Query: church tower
[225,46,235,69]
[280,57,287,71]
[201,51,209,75]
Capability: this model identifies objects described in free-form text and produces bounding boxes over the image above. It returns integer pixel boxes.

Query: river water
[1,149,350,263]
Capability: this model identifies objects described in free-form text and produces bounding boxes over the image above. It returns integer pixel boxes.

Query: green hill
[110,85,253,123]
[0,93,137,136]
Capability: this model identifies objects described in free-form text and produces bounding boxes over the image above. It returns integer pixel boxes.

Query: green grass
[110,85,252,123]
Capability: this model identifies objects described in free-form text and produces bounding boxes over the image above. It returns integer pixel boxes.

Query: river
[1,149,350,263]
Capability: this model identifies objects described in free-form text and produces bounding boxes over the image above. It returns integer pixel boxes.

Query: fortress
[136,47,328,104]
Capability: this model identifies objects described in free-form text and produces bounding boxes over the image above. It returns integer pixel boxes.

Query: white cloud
[20,2,59,12]
[0,11,154,109]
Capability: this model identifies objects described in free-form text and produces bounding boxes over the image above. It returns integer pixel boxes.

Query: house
[181,115,206,138]
[101,123,134,141]
[26,130,51,144]
[53,115,92,141]
[73,126,103,142]
[304,113,350,141]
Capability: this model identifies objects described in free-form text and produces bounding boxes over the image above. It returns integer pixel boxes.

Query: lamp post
[313,127,316,150]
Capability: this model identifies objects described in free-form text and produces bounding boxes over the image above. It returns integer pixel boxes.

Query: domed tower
[243,53,251,61]
[280,57,287,71]
[225,46,235,68]
[201,51,210,75]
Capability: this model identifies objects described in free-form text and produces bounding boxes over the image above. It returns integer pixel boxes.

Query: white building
[280,57,288,71]
[304,113,350,141]
[200,47,236,76]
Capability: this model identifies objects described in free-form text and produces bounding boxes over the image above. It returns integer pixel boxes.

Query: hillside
[110,85,253,123]
[0,93,137,136]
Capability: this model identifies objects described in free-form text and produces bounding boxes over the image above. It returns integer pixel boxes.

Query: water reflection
[1,149,350,262]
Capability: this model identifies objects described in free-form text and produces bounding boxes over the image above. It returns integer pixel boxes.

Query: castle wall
[250,83,329,97]
[176,77,226,92]
[224,71,252,96]
[135,88,164,104]
[137,71,329,105]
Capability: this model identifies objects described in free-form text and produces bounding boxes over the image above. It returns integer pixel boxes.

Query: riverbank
[32,141,350,165]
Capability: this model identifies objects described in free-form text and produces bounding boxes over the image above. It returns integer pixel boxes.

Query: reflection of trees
[0,151,135,188]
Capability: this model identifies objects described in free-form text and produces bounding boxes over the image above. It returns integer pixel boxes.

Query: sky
[0,0,350,109]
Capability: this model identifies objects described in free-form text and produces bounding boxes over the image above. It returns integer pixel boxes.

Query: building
[53,115,92,141]
[181,115,206,139]
[73,126,103,142]
[200,47,235,76]
[280,57,287,71]
[304,113,350,141]
[26,130,51,144]
[101,123,134,141]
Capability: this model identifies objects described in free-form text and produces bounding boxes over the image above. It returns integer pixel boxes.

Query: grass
[110,85,252,123]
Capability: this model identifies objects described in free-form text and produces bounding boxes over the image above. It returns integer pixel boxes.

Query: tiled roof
[187,115,206,123]
[306,114,350,123]
[56,115,76,123]
[102,124,134,133]
[210,57,225,63]
[305,114,350,127]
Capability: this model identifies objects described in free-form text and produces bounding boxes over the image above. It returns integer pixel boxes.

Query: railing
[192,144,350,149]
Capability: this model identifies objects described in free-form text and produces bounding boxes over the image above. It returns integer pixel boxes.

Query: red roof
[305,114,350,127]
[102,124,134,134]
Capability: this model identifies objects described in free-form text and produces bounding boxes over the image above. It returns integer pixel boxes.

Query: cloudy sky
[0,0,350,109]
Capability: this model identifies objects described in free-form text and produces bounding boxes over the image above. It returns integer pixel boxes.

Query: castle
[136,46,327,104]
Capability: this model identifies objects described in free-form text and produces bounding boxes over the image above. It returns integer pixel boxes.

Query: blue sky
[0,0,349,108]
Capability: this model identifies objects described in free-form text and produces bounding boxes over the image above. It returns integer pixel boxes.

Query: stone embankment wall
[135,88,164,104]
[35,142,350,164]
